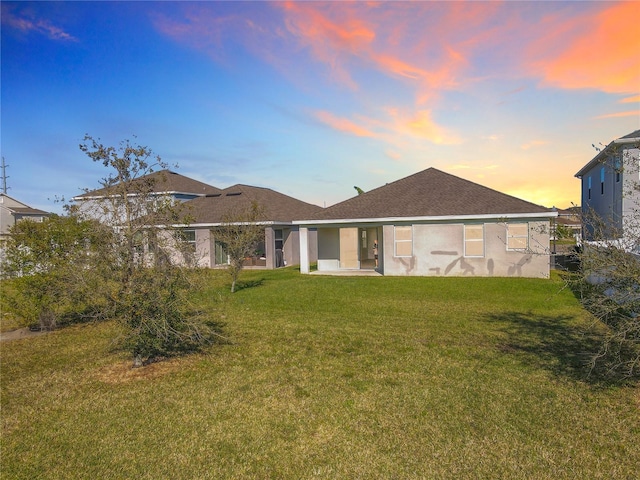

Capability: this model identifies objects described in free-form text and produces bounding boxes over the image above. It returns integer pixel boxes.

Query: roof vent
[225,192,242,197]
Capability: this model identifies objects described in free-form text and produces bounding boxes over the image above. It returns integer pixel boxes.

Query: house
[0,193,50,237]
[74,170,322,270]
[295,168,557,278]
[575,130,640,253]
[72,169,222,214]
[182,184,321,269]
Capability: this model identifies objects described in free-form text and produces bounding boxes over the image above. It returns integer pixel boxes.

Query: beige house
[74,167,557,278]
[0,193,50,237]
[296,168,557,278]
[74,171,322,270]
[183,184,321,269]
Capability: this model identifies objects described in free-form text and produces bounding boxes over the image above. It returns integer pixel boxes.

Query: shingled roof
[74,170,221,199]
[306,168,551,221]
[185,184,322,224]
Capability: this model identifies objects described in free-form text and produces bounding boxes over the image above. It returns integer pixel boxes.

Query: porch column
[299,226,310,274]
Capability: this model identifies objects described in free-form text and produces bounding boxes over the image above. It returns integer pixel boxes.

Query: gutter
[294,211,557,226]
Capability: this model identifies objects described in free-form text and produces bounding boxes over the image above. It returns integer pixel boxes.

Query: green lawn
[1,269,638,479]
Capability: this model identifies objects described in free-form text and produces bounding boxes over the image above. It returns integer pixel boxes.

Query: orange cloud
[391,109,461,145]
[593,110,640,120]
[314,111,375,137]
[537,2,640,94]
[620,95,640,104]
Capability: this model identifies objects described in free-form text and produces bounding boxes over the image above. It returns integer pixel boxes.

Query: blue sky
[2,1,638,213]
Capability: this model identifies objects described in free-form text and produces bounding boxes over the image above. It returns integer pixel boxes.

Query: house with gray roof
[182,184,321,269]
[575,130,639,253]
[73,169,221,204]
[296,168,557,278]
[0,193,50,237]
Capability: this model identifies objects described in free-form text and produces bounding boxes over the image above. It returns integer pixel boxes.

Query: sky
[2,1,639,214]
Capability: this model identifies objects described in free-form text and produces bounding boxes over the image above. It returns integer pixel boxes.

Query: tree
[75,135,216,366]
[2,214,113,329]
[214,200,266,293]
[573,138,640,378]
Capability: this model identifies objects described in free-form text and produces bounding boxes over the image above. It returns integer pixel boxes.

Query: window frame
[506,223,529,251]
[179,228,197,252]
[394,225,413,257]
[464,224,485,257]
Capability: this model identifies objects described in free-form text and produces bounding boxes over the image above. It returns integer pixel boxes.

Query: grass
[1,269,638,479]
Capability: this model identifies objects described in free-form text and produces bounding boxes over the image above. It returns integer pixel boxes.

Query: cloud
[314,111,376,137]
[593,110,640,120]
[534,2,640,94]
[389,109,461,145]
[620,95,640,104]
[385,150,401,161]
[1,5,77,42]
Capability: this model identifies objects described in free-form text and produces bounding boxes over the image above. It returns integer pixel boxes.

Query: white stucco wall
[382,221,551,278]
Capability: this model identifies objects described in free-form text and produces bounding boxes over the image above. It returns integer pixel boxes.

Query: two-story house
[575,130,640,253]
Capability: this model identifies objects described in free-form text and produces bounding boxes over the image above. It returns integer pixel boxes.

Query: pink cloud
[314,111,375,137]
[1,5,77,42]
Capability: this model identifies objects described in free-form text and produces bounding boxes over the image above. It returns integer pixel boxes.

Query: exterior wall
[580,146,639,241]
[382,221,550,278]
[621,148,640,247]
[282,226,317,268]
[317,228,340,271]
[0,207,15,235]
[195,228,213,268]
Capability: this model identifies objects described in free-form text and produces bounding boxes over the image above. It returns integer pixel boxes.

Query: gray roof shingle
[186,184,322,224]
[307,168,551,221]
[74,170,221,199]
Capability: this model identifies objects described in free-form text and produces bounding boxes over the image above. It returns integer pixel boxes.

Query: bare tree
[214,200,266,293]
[74,135,215,366]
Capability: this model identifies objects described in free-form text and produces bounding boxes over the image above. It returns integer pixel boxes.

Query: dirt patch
[0,328,50,342]
[95,356,199,384]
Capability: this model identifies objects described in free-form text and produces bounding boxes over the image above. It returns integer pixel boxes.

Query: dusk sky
[2,1,639,213]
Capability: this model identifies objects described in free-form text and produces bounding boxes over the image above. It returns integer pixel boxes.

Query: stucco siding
[317,228,340,271]
[382,221,550,278]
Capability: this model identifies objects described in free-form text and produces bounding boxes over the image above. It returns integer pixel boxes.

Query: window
[275,229,284,250]
[394,226,412,257]
[614,156,621,183]
[507,223,528,250]
[215,240,228,265]
[600,167,605,195]
[178,229,196,252]
[464,224,484,257]
[588,177,592,200]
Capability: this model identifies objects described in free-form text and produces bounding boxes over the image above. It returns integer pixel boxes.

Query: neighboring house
[575,130,640,253]
[72,169,222,220]
[182,184,322,269]
[0,193,50,237]
[295,168,557,278]
[554,207,582,246]
[73,170,323,270]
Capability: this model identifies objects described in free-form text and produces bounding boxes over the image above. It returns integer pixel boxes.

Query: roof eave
[575,136,640,178]
[295,211,556,226]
